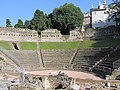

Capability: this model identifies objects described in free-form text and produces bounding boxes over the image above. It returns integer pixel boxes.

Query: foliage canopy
[14,19,24,28]
[6,19,12,27]
[49,3,83,35]
[30,9,46,31]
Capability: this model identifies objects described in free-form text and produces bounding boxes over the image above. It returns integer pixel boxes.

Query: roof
[90,8,106,12]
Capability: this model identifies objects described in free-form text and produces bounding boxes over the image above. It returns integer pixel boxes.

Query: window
[108,19,110,22]
[98,20,102,23]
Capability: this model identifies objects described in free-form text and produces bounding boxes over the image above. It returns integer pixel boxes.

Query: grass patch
[79,38,120,48]
[19,39,120,50]
[19,42,37,50]
[80,40,96,48]
[92,39,120,48]
[0,38,119,50]
[0,41,12,50]
[40,42,80,50]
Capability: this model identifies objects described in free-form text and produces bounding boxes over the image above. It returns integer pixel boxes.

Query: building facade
[83,13,91,29]
[90,0,116,29]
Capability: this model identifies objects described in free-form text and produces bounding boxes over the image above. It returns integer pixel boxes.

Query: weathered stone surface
[0,27,38,42]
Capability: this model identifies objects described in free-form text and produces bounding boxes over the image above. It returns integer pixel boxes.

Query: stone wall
[0,27,118,42]
[91,28,118,39]
[0,27,39,42]
[69,29,83,41]
[41,29,62,42]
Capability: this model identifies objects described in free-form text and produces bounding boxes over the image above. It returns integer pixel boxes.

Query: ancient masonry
[0,27,39,42]
[0,27,118,42]
[41,29,62,42]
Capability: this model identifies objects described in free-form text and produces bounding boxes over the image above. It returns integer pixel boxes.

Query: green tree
[45,14,52,29]
[49,3,83,35]
[30,9,46,32]
[6,19,12,27]
[113,0,120,26]
[24,20,31,29]
[14,19,24,28]
[108,3,114,9]
[109,0,120,27]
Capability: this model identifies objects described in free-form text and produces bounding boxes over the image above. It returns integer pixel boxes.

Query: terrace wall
[0,27,39,42]
[0,27,118,42]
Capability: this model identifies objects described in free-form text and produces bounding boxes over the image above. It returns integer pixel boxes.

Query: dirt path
[28,70,103,81]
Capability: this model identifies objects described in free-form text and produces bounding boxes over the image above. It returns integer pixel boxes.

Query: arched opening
[12,42,19,50]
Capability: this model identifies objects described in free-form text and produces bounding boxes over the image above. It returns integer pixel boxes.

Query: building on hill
[0,27,39,42]
[41,29,62,42]
[90,0,116,29]
[83,13,91,29]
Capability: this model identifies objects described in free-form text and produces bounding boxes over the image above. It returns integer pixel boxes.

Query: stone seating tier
[5,50,40,71]
[92,47,120,76]
[7,50,39,63]
[72,48,111,72]
[41,50,75,69]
